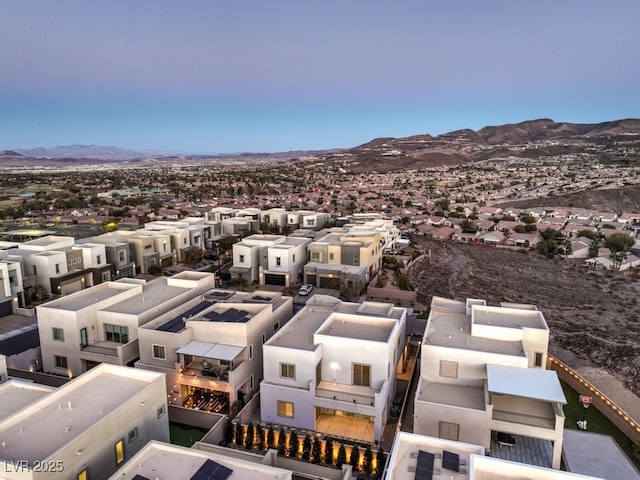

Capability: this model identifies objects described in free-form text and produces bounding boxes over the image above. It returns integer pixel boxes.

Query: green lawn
[170,422,209,447]
[561,381,640,470]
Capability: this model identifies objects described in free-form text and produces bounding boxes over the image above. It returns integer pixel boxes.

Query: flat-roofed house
[0,364,168,480]
[136,289,293,413]
[414,297,566,469]
[260,295,407,443]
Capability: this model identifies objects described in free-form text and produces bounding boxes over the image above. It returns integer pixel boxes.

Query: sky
[1,1,639,154]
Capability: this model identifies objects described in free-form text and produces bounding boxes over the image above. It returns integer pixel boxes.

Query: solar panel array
[156,301,214,332]
[415,450,435,480]
[205,290,234,301]
[442,450,460,472]
[245,294,273,303]
[190,459,233,480]
[132,475,150,480]
[203,308,250,323]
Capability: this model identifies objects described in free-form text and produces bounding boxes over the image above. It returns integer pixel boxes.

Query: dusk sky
[1,1,639,154]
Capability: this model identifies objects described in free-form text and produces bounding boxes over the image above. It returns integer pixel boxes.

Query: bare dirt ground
[407,238,640,418]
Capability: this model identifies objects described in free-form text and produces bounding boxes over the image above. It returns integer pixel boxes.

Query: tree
[350,444,360,470]
[311,437,322,464]
[217,234,238,253]
[245,422,254,450]
[578,229,598,240]
[588,237,600,258]
[183,246,204,266]
[32,284,47,302]
[302,434,312,461]
[398,274,410,291]
[234,422,244,446]
[224,418,234,444]
[363,445,373,474]
[267,425,275,449]
[255,424,264,450]
[605,233,635,272]
[376,447,385,479]
[520,214,536,224]
[336,444,347,468]
[277,427,287,455]
[288,430,299,457]
[324,438,334,465]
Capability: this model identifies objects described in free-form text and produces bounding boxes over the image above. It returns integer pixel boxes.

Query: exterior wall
[413,399,491,447]
[421,345,528,387]
[76,244,107,269]
[32,252,68,293]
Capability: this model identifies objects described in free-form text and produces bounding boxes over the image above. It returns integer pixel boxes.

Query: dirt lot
[407,238,640,399]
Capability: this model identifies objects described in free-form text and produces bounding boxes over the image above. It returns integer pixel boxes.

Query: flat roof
[0,364,163,465]
[103,278,190,315]
[38,282,139,312]
[267,295,404,351]
[0,381,54,419]
[416,381,485,411]
[487,364,566,403]
[471,455,604,479]
[109,441,291,480]
[472,305,548,330]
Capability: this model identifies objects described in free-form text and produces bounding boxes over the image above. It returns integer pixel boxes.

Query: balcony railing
[316,381,379,406]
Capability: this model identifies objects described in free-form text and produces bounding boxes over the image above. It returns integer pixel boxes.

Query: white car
[45,222,56,227]
[298,284,313,296]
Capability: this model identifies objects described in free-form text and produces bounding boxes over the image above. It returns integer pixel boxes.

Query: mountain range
[2,118,640,167]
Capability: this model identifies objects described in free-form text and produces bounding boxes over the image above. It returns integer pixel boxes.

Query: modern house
[260,295,407,442]
[0,364,169,480]
[37,272,216,376]
[0,251,25,315]
[135,289,293,413]
[414,296,566,469]
[230,234,311,286]
[385,431,601,480]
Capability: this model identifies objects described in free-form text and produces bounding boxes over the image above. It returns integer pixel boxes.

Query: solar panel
[132,475,151,480]
[157,301,213,331]
[415,450,434,480]
[190,459,233,480]
[204,308,250,323]
[442,450,460,472]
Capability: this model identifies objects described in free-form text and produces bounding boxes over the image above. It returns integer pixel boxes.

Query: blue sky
[1,1,639,153]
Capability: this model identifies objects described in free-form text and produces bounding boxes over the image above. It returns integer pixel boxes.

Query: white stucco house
[260,295,407,442]
[414,296,566,469]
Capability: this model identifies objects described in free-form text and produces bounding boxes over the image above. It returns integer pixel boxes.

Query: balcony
[80,340,139,365]
[316,381,380,406]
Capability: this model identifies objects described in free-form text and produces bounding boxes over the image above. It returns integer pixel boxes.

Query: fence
[547,354,640,441]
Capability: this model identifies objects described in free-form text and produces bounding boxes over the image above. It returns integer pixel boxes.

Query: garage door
[264,273,286,286]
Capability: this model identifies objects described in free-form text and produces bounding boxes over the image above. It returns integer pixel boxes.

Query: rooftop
[109,441,292,480]
[416,381,485,411]
[0,364,163,465]
[103,278,193,316]
[487,364,566,403]
[472,305,548,330]
[38,281,139,312]
[0,380,54,419]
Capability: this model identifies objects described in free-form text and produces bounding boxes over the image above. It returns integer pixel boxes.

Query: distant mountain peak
[14,144,147,160]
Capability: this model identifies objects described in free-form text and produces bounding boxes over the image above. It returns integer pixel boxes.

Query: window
[250,375,254,390]
[105,324,129,344]
[239,254,245,263]
[534,352,544,368]
[52,327,65,342]
[97,255,102,264]
[152,344,166,360]
[77,468,89,480]
[439,421,459,441]
[55,263,60,274]
[102,272,110,282]
[292,254,295,262]
[183,238,187,245]
[128,427,137,443]
[54,355,68,369]
[144,244,152,250]
[249,344,254,360]
[276,256,281,266]
[277,400,294,418]
[262,332,267,344]
[119,251,125,262]
[310,251,320,261]
[157,405,165,418]
[68,259,72,266]
[353,363,371,387]
[115,438,125,465]
[273,322,279,332]
[33,265,37,275]
[352,255,358,265]
[306,219,315,226]
[329,253,334,261]
[280,363,295,379]
[439,360,458,378]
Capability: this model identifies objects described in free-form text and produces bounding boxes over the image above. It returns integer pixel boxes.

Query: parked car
[45,222,56,227]
[298,284,314,296]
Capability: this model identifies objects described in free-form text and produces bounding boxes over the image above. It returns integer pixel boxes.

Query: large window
[310,251,320,261]
[115,438,125,465]
[439,421,459,441]
[353,363,371,387]
[152,344,166,360]
[439,360,459,378]
[277,400,294,418]
[280,363,295,379]
[54,355,68,369]
[105,324,129,344]
[52,327,65,342]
